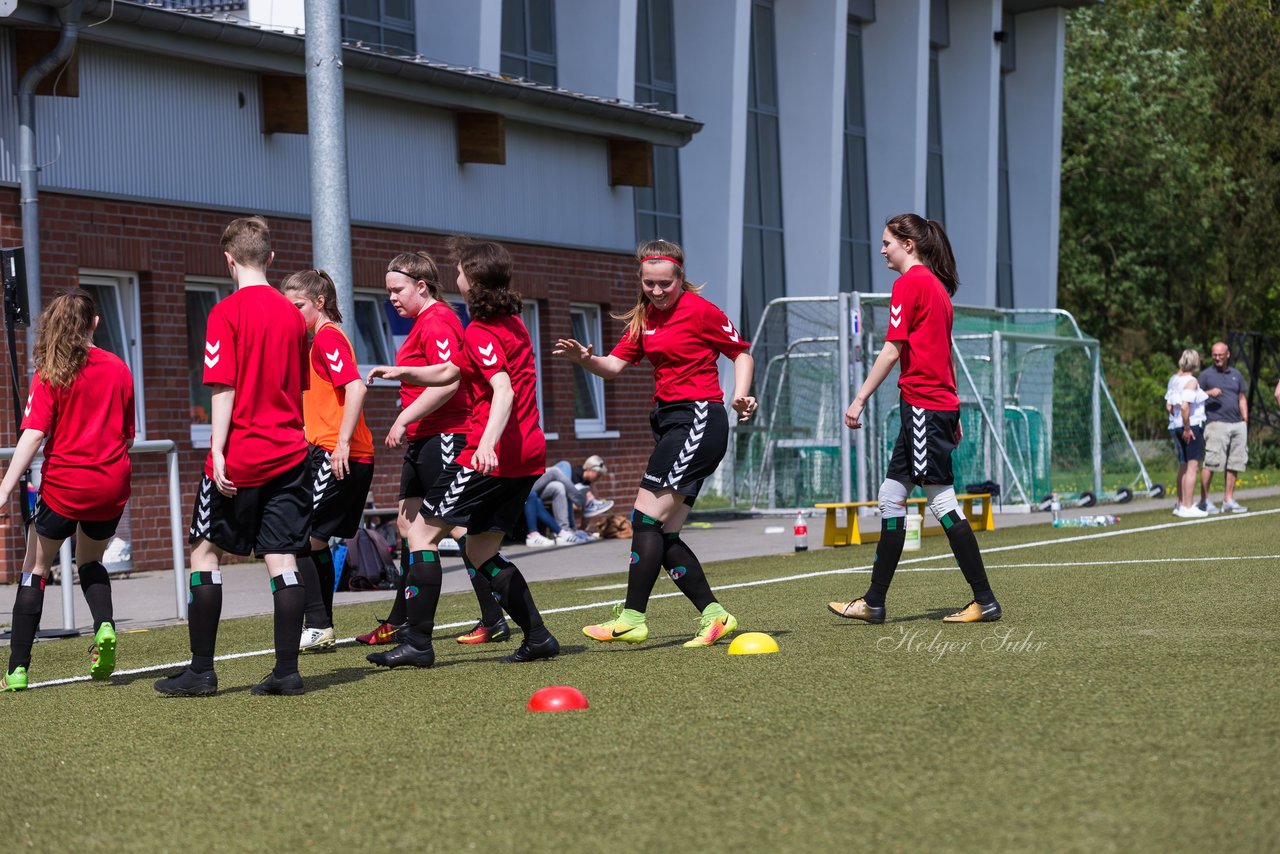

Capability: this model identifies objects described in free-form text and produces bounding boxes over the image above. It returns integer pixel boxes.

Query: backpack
[339,528,397,591]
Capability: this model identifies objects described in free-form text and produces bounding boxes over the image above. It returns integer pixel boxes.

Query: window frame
[80,269,146,439]
[500,0,558,85]
[340,0,417,55]
[351,288,397,384]
[184,278,232,448]
[569,303,610,436]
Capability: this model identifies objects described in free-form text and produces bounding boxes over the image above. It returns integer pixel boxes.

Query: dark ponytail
[884,213,959,296]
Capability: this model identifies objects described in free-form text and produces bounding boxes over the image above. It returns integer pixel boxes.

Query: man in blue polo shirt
[1198,341,1248,513]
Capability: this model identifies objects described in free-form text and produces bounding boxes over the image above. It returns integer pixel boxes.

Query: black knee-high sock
[7,573,46,672]
[940,512,995,603]
[482,555,548,643]
[296,554,332,630]
[313,546,336,622]
[662,533,717,612]
[864,516,908,608]
[623,511,666,613]
[78,560,114,634]
[461,539,504,625]
[270,570,305,678]
[385,539,410,625]
[403,550,442,647]
[188,570,223,673]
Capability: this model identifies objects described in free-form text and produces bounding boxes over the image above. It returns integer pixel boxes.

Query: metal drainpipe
[17,0,84,360]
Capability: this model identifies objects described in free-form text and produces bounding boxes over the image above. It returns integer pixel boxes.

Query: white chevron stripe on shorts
[911,406,928,478]
[311,453,333,507]
[664,401,709,490]
[190,477,214,539]
[434,466,474,517]
[440,434,457,466]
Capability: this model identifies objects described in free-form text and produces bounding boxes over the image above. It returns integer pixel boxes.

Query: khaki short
[1202,421,1248,472]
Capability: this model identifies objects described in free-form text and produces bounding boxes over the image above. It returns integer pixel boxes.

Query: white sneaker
[438,537,462,554]
[526,532,555,547]
[583,498,615,518]
[299,626,336,652]
[1198,500,1220,515]
[554,529,582,546]
[1221,499,1248,513]
[1174,504,1208,518]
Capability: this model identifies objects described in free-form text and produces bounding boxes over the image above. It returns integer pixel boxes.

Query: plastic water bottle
[1052,514,1118,528]
[1050,494,1062,524]
[794,512,809,552]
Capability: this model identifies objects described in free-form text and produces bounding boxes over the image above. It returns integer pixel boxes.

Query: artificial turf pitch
[6,501,1279,852]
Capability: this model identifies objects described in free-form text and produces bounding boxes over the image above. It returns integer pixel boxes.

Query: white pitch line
[26,508,1279,690]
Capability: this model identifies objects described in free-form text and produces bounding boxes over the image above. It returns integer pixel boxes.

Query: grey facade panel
[2,40,634,250]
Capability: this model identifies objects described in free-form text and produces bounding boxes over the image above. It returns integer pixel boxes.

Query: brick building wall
[0,189,658,582]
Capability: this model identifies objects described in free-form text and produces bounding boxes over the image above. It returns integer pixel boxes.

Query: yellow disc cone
[727,632,779,655]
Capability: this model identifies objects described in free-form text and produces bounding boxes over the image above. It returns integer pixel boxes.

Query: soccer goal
[732,293,1158,512]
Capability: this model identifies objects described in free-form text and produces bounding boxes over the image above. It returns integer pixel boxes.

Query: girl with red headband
[554,238,756,648]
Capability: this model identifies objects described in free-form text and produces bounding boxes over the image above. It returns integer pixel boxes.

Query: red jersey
[24,348,134,520]
[202,284,309,486]
[397,301,470,440]
[884,265,959,410]
[452,314,546,478]
[610,291,748,403]
[305,322,374,462]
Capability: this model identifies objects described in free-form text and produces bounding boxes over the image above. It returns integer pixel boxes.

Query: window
[569,304,607,434]
[185,280,230,447]
[925,49,946,223]
[341,0,416,55]
[634,0,682,244]
[996,77,1014,308]
[501,0,557,85]
[741,0,786,340]
[839,21,873,293]
[351,290,395,376]
[82,271,145,438]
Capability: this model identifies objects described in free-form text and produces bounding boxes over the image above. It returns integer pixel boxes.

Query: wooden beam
[261,74,308,135]
[14,29,79,98]
[456,112,506,165]
[609,138,653,187]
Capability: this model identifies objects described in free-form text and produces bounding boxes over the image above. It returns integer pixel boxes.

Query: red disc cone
[527,685,590,712]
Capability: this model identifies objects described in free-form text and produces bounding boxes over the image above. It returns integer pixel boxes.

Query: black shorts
[1170,425,1205,464]
[886,400,959,486]
[189,460,312,557]
[399,433,466,500]
[640,400,729,503]
[34,496,120,542]
[422,462,537,537]
[308,444,375,541]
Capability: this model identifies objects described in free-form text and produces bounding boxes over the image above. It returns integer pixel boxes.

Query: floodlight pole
[305,0,355,326]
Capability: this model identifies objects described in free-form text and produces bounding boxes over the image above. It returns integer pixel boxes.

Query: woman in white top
[1166,349,1208,518]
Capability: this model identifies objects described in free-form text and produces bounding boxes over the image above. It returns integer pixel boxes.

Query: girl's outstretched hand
[552,338,592,365]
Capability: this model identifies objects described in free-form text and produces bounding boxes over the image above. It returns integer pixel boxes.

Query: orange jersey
[304,322,374,461]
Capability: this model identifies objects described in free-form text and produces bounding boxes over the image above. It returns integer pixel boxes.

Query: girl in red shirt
[280,269,375,652]
[354,251,515,649]
[1,291,135,691]
[554,239,757,648]
[365,238,558,668]
[828,213,1001,625]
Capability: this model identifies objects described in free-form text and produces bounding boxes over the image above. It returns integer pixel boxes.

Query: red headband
[640,255,683,267]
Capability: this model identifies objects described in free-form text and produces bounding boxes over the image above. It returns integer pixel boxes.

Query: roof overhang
[10,0,703,147]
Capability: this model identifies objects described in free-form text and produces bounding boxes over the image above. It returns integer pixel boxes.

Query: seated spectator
[553,455,615,521]
[523,490,584,547]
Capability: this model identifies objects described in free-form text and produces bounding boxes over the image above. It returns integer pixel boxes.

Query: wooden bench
[814,493,995,547]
